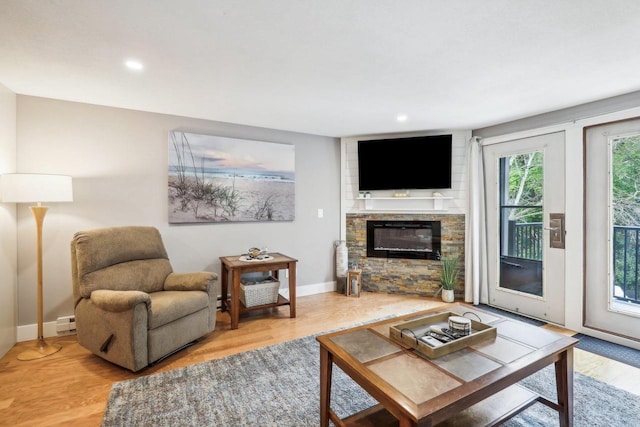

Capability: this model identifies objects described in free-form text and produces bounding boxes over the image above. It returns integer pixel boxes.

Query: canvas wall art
[168,131,295,223]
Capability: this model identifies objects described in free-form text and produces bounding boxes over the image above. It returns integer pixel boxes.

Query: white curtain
[465,136,489,304]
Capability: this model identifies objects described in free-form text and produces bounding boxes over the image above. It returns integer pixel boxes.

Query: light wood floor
[1,292,638,427]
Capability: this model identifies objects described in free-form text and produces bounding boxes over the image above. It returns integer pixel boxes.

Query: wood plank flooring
[0,292,637,427]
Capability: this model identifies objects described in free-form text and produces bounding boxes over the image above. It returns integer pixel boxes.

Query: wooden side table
[346,269,361,297]
[219,252,298,329]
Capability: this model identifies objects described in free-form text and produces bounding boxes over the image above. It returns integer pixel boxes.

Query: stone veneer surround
[346,213,465,299]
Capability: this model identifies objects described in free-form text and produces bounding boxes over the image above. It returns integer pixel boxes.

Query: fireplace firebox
[366,220,441,260]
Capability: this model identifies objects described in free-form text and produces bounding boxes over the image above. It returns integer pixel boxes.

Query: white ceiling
[1,0,640,137]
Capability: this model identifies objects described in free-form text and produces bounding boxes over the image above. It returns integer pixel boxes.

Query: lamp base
[17,338,62,361]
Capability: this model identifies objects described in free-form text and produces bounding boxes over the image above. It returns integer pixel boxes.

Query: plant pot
[441,288,455,303]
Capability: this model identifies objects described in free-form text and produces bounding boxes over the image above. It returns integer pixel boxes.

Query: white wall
[340,130,471,238]
[0,83,17,356]
[15,95,341,339]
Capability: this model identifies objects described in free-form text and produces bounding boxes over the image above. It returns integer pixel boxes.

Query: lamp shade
[0,173,73,203]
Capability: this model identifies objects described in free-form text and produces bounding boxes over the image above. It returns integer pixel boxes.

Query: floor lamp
[0,173,73,360]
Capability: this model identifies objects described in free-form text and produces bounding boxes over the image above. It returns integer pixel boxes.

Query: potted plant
[439,255,459,303]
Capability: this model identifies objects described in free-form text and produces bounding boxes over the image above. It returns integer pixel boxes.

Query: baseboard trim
[17,281,338,342]
[17,321,64,342]
[280,280,336,299]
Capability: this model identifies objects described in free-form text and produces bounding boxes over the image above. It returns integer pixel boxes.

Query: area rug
[102,332,640,426]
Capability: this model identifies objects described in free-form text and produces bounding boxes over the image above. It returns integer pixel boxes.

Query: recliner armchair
[71,226,218,372]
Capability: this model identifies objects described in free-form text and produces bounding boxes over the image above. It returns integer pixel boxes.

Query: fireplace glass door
[374,227,432,253]
[367,221,441,260]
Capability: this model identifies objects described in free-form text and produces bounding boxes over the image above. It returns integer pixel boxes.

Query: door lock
[547,213,565,249]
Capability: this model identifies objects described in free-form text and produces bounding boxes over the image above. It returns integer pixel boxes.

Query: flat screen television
[357,134,452,191]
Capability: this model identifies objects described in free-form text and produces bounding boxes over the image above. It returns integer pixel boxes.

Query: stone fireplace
[346,213,465,298]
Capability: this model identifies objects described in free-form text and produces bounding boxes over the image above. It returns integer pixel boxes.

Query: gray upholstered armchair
[70,226,218,372]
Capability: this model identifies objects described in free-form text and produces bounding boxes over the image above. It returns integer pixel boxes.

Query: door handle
[548,213,565,249]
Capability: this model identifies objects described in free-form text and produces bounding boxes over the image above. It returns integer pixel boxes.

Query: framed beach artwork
[168,131,295,223]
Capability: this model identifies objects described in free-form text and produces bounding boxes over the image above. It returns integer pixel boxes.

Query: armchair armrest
[90,289,150,312]
[164,272,218,292]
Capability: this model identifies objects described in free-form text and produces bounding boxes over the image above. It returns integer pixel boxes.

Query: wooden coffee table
[317,303,578,427]
[220,252,297,329]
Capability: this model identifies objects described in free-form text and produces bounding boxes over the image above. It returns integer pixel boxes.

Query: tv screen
[357,135,452,191]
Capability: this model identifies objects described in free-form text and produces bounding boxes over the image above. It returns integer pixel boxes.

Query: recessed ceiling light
[125,59,144,71]
[396,114,408,122]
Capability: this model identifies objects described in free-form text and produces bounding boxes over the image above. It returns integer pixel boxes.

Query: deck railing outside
[510,222,640,304]
[613,225,640,304]
[509,221,543,261]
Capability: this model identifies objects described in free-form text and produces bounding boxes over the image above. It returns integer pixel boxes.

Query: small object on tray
[247,247,265,258]
[419,335,444,348]
[448,315,472,336]
[238,254,274,262]
[430,325,463,340]
[243,247,270,260]
[426,330,454,343]
[239,247,272,262]
[248,248,260,258]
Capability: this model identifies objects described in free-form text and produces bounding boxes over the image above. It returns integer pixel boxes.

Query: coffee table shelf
[341,384,538,427]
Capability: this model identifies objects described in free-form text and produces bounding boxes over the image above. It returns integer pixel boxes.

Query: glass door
[498,152,544,297]
[585,119,640,341]
[484,132,565,324]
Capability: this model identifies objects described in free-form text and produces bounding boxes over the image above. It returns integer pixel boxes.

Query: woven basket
[240,276,280,307]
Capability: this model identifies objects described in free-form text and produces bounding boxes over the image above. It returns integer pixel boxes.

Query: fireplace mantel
[357,196,452,211]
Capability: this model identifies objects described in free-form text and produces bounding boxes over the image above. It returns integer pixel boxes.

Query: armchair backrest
[71,226,173,302]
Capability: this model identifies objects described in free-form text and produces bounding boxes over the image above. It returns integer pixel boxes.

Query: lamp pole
[17,205,62,360]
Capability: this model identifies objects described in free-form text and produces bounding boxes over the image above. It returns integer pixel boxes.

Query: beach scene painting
[168,131,295,223]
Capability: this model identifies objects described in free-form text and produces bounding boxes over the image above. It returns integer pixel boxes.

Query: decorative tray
[389,311,497,359]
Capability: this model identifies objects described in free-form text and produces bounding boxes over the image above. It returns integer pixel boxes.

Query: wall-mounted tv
[357,134,452,191]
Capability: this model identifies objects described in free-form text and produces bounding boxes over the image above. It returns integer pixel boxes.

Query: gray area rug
[103,333,640,427]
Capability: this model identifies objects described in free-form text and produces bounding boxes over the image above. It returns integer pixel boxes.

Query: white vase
[335,240,348,278]
[441,288,455,303]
